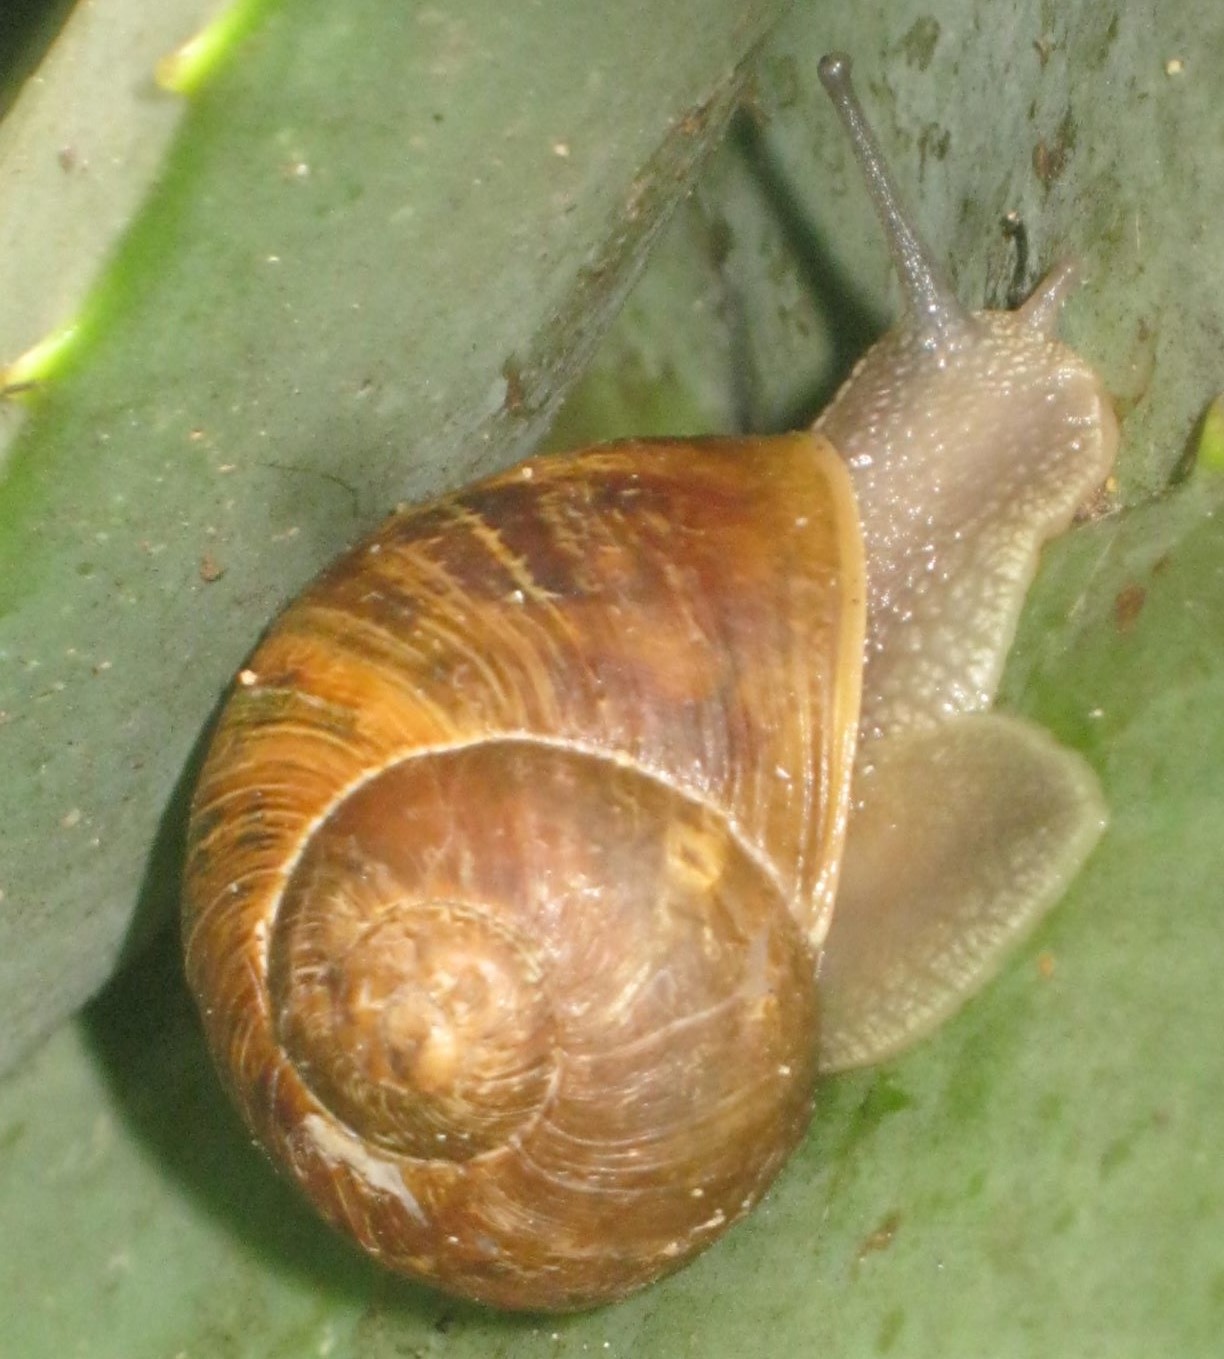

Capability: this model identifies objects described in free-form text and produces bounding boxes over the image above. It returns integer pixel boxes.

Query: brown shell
[183,432,864,1311]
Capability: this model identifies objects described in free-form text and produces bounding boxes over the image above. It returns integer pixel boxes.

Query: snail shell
[186,435,864,1309]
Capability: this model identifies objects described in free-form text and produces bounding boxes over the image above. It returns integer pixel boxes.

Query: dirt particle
[1113,583,1147,632]
[200,551,225,583]
[857,1210,902,1263]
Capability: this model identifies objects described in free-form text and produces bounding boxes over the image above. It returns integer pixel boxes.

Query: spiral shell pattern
[184,433,864,1310]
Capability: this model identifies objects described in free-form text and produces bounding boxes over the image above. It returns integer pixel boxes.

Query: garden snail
[182,53,1117,1312]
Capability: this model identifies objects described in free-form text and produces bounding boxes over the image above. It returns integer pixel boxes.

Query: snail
[182,53,1117,1312]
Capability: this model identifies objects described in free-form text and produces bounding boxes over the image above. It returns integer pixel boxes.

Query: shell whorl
[183,433,864,1310]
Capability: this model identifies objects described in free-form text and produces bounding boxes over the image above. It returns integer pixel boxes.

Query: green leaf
[2,1,1222,1356]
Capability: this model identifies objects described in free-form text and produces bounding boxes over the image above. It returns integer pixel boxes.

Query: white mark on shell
[301,1114,428,1226]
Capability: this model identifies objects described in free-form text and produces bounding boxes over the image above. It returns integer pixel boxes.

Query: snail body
[183,56,1116,1311]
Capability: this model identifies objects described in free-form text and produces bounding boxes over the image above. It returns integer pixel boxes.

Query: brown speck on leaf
[1114,583,1147,632]
[1033,138,1067,186]
[1034,112,1077,188]
[624,174,648,222]
[1034,36,1055,65]
[502,361,527,416]
[61,808,83,830]
[1037,951,1057,979]
[857,1211,901,1264]
[57,146,78,172]
[200,552,225,583]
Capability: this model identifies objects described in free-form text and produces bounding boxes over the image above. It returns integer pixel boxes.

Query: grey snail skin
[182,53,1116,1312]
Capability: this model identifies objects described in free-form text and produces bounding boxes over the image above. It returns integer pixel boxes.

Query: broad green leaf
[1,1,1221,1356]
